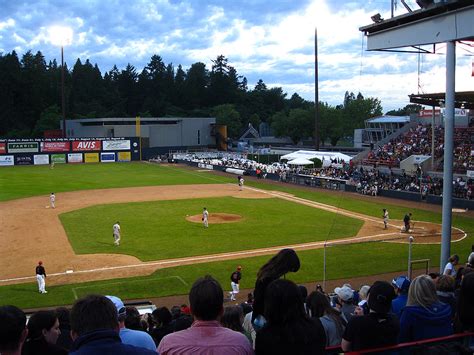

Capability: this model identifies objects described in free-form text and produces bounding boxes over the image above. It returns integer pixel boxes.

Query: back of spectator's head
[27,310,58,341]
[55,307,70,328]
[189,275,223,321]
[428,272,440,281]
[170,305,181,320]
[173,314,193,331]
[368,281,396,313]
[257,248,300,281]
[307,291,331,318]
[392,276,411,294]
[70,294,119,338]
[152,307,172,326]
[457,272,474,331]
[297,285,308,303]
[468,252,474,267]
[105,295,127,322]
[264,279,306,325]
[359,285,371,300]
[0,305,27,354]
[124,306,141,330]
[436,275,455,292]
[220,306,244,332]
[407,275,438,309]
[334,285,353,304]
[449,254,460,264]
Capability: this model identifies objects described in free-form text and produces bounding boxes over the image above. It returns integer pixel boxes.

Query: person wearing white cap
[334,285,356,322]
[391,276,411,319]
[105,296,156,352]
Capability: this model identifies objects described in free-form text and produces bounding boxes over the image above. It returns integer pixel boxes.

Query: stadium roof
[409,91,474,109]
[367,116,410,124]
[280,150,352,162]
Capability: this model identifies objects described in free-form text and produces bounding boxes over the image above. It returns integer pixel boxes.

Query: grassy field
[0,162,473,309]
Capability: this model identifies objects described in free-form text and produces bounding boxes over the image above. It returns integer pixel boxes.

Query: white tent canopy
[281,150,352,163]
[287,158,314,165]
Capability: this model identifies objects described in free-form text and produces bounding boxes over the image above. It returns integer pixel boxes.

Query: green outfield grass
[60,197,363,260]
[0,162,472,309]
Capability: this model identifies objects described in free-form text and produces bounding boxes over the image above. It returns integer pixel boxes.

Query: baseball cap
[38,261,43,265]
[334,285,354,302]
[391,276,411,292]
[106,295,126,317]
[368,281,396,313]
[237,266,242,270]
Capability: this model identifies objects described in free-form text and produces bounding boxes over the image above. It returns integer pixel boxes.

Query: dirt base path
[0,182,465,287]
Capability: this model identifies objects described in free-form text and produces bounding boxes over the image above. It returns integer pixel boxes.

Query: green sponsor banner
[50,154,66,163]
[7,142,39,153]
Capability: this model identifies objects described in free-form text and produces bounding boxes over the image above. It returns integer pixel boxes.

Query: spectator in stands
[341,281,399,352]
[297,285,308,314]
[55,307,73,351]
[0,305,27,355]
[221,305,248,341]
[242,311,256,349]
[105,295,156,352]
[69,294,157,355]
[22,310,67,355]
[255,279,326,355]
[307,291,346,347]
[398,275,453,343]
[391,276,411,319]
[252,248,300,330]
[436,276,456,313]
[356,285,371,315]
[149,307,174,347]
[333,285,356,322]
[443,254,460,277]
[158,275,253,355]
[124,306,145,331]
[454,272,474,333]
[467,245,474,269]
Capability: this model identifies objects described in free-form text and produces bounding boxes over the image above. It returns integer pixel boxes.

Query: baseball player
[36,261,47,294]
[50,192,56,209]
[202,208,209,228]
[113,221,121,246]
[403,213,412,233]
[239,177,244,191]
[383,208,389,229]
[229,266,242,301]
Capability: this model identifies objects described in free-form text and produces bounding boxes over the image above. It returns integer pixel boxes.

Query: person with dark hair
[341,281,399,352]
[444,254,460,277]
[55,307,73,351]
[150,307,174,347]
[35,261,47,294]
[69,294,157,354]
[454,272,474,333]
[252,248,301,329]
[158,275,252,354]
[0,305,27,355]
[255,279,326,354]
[221,305,245,333]
[297,285,308,314]
[106,296,156,351]
[124,306,143,331]
[307,291,346,347]
[22,310,67,355]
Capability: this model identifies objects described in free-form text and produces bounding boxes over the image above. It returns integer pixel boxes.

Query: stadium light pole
[48,26,73,138]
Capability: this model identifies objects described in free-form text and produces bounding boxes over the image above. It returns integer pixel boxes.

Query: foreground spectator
[255,279,326,355]
[252,248,300,330]
[307,291,346,347]
[22,310,67,355]
[158,275,253,354]
[333,285,356,322]
[341,281,399,352]
[444,254,460,277]
[55,307,73,351]
[435,275,457,318]
[398,275,453,342]
[391,276,411,318]
[455,272,474,333]
[149,307,174,347]
[69,294,157,354]
[0,305,27,355]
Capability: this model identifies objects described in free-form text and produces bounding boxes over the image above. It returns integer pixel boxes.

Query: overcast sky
[0,0,473,112]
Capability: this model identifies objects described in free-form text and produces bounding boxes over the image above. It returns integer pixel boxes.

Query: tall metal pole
[314,27,320,151]
[431,106,435,169]
[61,46,66,138]
[408,236,414,279]
[440,41,456,273]
[323,240,327,292]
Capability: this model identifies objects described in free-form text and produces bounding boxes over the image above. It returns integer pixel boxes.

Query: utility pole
[314,27,320,151]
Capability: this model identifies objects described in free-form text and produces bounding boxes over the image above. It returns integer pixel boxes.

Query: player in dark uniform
[403,213,412,233]
[229,266,242,301]
[36,261,47,294]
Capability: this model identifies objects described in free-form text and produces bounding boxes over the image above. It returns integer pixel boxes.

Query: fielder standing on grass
[202,207,209,228]
[229,266,242,301]
[383,208,389,229]
[50,192,56,209]
[113,221,121,246]
[35,261,47,294]
[239,176,244,191]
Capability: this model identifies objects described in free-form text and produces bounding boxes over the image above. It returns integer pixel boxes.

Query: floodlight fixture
[371,13,383,23]
[48,26,73,46]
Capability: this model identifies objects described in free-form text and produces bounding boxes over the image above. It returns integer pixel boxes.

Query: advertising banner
[41,141,70,152]
[0,143,5,154]
[0,155,14,166]
[117,151,131,162]
[84,153,99,163]
[101,152,115,162]
[102,140,130,151]
[67,153,83,163]
[34,155,50,165]
[72,140,101,151]
[50,154,66,163]
[15,155,33,165]
[7,142,39,153]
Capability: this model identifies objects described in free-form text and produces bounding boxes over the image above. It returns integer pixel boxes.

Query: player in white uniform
[202,208,209,228]
[50,192,56,209]
[383,209,389,229]
[113,221,121,246]
[239,177,244,191]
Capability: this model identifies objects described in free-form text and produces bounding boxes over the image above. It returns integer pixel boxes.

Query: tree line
[1,50,394,145]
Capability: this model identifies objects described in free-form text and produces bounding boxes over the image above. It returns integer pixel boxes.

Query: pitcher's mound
[186,213,242,224]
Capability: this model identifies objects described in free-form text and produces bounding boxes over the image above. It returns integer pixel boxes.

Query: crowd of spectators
[1,248,474,354]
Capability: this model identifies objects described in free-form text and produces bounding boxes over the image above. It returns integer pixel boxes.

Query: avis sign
[72,140,101,151]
